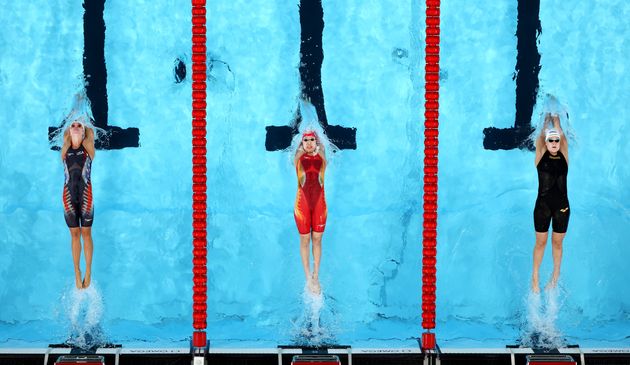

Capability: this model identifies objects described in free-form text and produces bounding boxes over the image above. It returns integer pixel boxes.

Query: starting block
[55,355,105,364]
[277,345,351,365]
[291,354,341,365]
[526,354,577,365]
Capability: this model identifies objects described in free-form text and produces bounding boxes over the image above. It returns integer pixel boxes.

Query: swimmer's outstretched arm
[543,113,554,130]
[550,114,562,131]
[534,115,550,165]
[550,114,569,163]
[294,144,306,165]
[317,144,326,184]
[316,143,326,162]
[551,114,568,143]
[61,129,71,161]
[82,127,96,160]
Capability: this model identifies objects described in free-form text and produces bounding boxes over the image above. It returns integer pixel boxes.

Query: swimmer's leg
[70,227,83,289]
[546,232,565,290]
[310,231,323,294]
[532,231,548,293]
[299,233,312,281]
[81,227,93,288]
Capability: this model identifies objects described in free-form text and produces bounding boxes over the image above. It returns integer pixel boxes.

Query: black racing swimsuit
[534,150,569,233]
[63,145,93,228]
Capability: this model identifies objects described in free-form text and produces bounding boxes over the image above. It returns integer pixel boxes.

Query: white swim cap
[545,128,561,141]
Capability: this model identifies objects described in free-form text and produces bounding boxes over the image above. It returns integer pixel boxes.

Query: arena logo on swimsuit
[48,0,140,151]
[482,0,542,151]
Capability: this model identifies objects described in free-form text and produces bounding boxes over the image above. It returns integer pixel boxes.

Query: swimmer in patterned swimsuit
[294,130,327,294]
[61,120,96,289]
[531,113,569,293]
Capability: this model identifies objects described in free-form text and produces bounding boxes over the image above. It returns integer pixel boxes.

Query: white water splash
[304,285,324,333]
[61,283,106,349]
[522,287,565,349]
[529,94,578,147]
[291,283,336,346]
[49,88,109,149]
[286,100,341,165]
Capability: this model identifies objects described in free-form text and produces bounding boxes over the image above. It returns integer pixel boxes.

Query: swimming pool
[0,0,628,351]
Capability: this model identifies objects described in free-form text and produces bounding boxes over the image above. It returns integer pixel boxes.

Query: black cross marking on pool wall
[265,0,357,151]
[49,0,140,150]
[482,0,541,151]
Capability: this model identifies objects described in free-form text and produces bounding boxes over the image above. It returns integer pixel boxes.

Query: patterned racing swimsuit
[63,145,94,228]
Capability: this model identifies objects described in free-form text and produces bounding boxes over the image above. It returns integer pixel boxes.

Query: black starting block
[54,355,105,364]
[526,354,577,365]
[291,354,340,364]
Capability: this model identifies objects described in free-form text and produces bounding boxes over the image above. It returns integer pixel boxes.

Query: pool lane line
[421,0,440,353]
[191,0,209,354]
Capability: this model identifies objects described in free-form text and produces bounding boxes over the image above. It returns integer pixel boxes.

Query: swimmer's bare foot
[311,274,321,294]
[312,280,321,295]
[306,277,315,293]
[545,276,558,291]
[75,270,83,290]
[531,276,540,293]
[83,271,91,288]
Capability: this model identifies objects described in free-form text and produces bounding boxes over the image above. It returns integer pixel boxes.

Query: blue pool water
[0,0,628,349]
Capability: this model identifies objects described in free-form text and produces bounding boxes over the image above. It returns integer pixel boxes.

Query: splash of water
[286,100,340,162]
[61,283,106,350]
[541,94,565,117]
[50,88,108,148]
[521,287,565,349]
[291,284,336,346]
[529,93,577,147]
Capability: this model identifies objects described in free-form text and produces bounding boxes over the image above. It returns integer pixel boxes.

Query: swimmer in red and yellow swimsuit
[294,131,327,294]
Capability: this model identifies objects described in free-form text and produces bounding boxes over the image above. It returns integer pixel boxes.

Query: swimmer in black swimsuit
[61,120,96,289]
[532,113,569,293]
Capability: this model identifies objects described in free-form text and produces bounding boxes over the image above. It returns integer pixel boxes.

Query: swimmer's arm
[82,127,96,160]
[543,113,554,130]
[535,113,554,166]
[61,129,71,161]
[551,114,566,143]
[551,114,562,132]
[534,130,546,166]
[550,114,567,139]
[317,143,326,162]
[551,114,569,162]
[294,146,305,165]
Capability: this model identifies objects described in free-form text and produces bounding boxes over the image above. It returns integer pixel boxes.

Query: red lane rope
[422,0,440,351]
[191,0,208,349]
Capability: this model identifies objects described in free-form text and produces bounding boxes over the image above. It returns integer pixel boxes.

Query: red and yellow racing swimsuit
[294,153,327,234]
